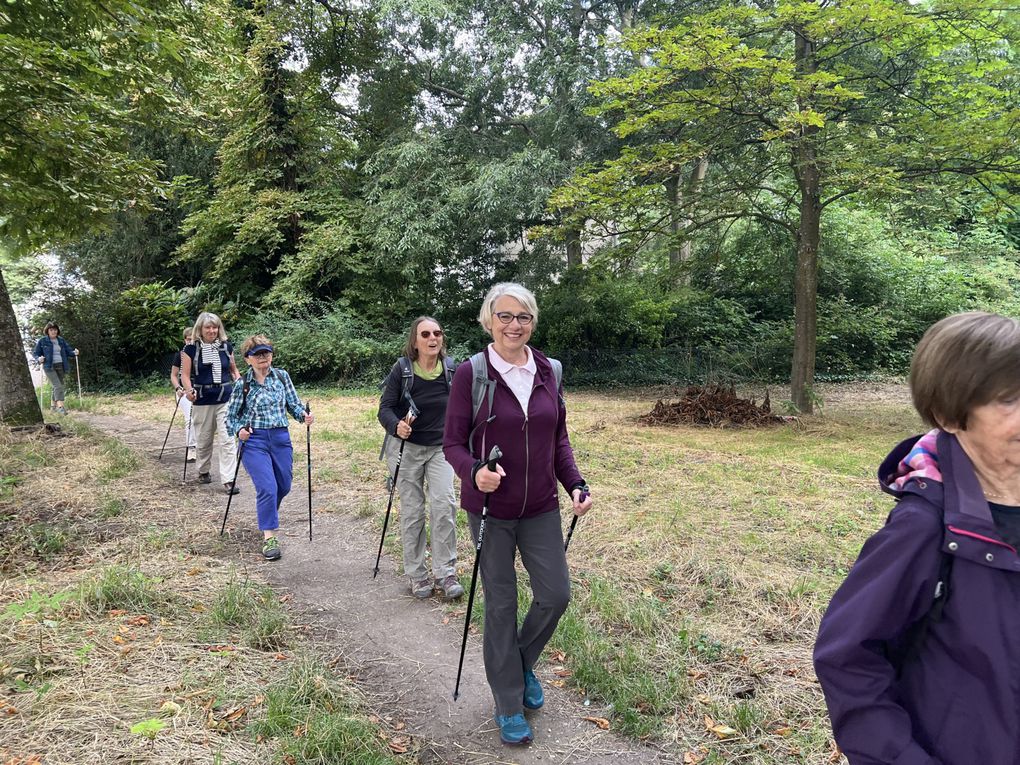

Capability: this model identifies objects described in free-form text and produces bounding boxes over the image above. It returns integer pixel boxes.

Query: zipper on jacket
[520,414,529,518]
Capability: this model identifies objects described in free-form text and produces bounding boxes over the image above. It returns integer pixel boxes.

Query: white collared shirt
[487,344,536,414]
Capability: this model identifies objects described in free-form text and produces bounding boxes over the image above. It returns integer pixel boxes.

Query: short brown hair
[44,321,60,336]
[239,334,272,358]
[910,311,1020,429]
[402,317,446,362]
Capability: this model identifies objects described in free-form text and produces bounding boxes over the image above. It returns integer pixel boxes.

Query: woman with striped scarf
[181,312,242,494]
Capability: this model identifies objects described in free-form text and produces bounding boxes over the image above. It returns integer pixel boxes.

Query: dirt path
[83,412,674,765]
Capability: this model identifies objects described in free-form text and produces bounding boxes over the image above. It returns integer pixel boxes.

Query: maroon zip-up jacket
[443,346,584,520]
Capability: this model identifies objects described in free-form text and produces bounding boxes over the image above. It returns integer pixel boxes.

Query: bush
[113,283,189,374]
[536,267,674,356]
[233,305,399,385]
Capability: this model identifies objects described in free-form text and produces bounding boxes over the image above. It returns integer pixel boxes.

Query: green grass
[210,577,290,651]
[98,440,141,481]
[250,658,404,765]
[77,565,166,614]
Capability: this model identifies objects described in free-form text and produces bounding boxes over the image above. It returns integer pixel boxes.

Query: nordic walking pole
[182,404,193,483]
[373,397,419,578]
[305,400,312,541]
[74,354,82,406]
[563,486,590,553]
[158,396,182,460]
[454,444,502,701]
[220,424,251,536]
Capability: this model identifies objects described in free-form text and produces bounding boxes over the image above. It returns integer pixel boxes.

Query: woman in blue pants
[225,334,313,561]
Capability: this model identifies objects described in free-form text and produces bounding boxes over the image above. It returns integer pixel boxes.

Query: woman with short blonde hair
[181,312,241,494]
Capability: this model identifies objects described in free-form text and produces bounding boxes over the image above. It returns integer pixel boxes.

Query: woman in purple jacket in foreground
[815,311,1020,765]
[444,282,593,747]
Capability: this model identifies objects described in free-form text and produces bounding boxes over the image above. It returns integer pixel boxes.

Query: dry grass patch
[0,418,407,765]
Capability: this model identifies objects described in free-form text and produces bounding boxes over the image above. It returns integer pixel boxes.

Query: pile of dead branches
[640,385,785,428]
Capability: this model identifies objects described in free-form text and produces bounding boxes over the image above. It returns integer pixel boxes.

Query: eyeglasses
[420,329,444,339]
[251,350,272,358]
[493,311,534,326]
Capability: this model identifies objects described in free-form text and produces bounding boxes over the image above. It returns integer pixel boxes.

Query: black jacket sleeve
[377,361,408,436]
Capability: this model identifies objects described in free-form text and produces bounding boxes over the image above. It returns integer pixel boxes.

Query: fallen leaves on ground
[582,716,610,730]
[704,715,739,739]
[387,735,411,753]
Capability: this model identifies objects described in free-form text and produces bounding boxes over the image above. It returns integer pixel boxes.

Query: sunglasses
[250,350,272,358]
[420,329,444,339]
[493,311,534,326]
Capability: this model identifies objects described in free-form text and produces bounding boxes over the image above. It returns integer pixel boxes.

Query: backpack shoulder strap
[239,371,253,422]
[398,356,414,399]
[548,357,565,407]
[470,351,496,424]
[444,356,456,387]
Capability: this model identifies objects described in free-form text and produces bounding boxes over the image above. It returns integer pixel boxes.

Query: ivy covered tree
[553,0,1019,411]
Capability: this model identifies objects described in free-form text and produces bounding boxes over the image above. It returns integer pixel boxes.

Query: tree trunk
[566,225,583,268]
[0,267,43,426]
[664,174,682,270]
[790,26,820,414]
[665,156,709,282]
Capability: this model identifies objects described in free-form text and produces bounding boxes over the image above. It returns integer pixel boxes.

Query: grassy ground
[91,381,920,764]
[0,416,409,765]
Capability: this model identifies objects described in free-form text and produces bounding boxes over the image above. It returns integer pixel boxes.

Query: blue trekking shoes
[495,713,533,745]
[523,669,544,710]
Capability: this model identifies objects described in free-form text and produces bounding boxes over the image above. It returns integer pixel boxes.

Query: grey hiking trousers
[388,440,458,582]
[467,509,570,716]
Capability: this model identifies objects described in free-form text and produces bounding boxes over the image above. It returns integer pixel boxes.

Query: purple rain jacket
[814,429,1020,765]
[443,346,584,521]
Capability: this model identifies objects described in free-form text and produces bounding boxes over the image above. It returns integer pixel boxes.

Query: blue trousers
[240,428,293,531]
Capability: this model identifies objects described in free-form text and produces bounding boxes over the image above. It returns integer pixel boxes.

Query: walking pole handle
[485,444,502,473]
[564,485,589,553]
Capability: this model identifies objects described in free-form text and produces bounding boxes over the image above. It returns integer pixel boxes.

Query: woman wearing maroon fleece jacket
[443,282,593,747]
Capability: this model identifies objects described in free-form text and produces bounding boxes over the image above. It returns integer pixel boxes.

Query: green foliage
[130,718,167,741]
[113,284,189,373]
[0,0,228,248]
[2,591,73,622]
[536,267,674,354]
[234,307,398,385]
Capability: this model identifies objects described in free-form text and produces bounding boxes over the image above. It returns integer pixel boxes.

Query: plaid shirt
[225,368,306,436]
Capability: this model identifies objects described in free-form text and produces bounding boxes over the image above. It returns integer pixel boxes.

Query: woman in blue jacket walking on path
[443,282,593,747]
[33,321,78,414]
[815,311,1020,765]
[225,334,313,561]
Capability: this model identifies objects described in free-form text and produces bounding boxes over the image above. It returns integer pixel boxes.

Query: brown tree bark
[0,266,43,426]
[665,157,709,279]
[790,26,820,414]
[566,225,583,268]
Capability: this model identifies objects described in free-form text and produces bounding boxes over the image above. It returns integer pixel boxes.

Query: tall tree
[0,0,225,425]
[553,0,1019,411]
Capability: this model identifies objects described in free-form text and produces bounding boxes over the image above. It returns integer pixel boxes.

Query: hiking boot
[410,578,434,599]
[523,669,544,710]
[58,406,67,415]
[437,574,464,599]
[223,482,239,495]
[199,473,212,484]
[494,713,533,746]
[262,536,282,561]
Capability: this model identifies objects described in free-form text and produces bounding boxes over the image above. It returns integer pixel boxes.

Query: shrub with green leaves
[113,282,189,373]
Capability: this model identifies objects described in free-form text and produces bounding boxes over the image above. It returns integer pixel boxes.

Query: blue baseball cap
[245,344,273,357]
